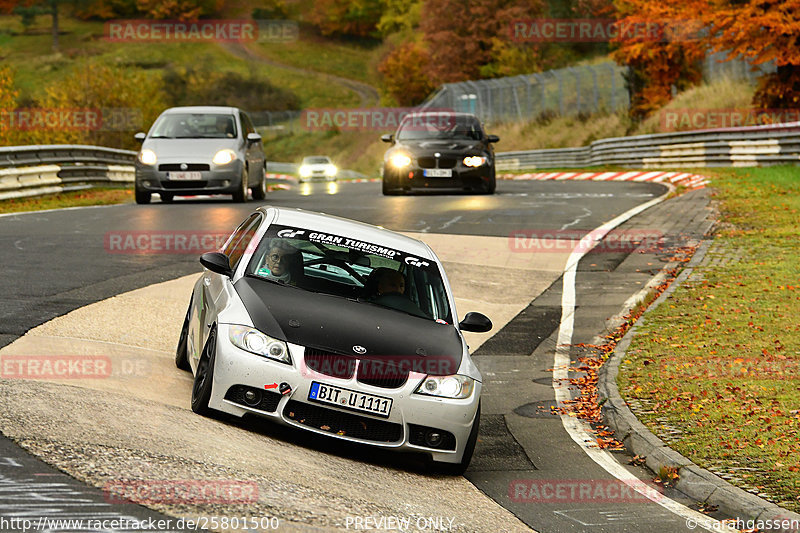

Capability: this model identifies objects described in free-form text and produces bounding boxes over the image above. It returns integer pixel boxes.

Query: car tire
[382,178,399,196]
[175,298,192,372]
[232,168,248,203]
[431,402,480,476]
[160,193,174,203]
[191,327,217,416]
[135,190,151,204]
[252,164,268,200]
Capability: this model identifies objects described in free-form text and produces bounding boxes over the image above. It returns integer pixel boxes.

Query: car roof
[303,155,331,160]
[258,207,435,260]
[161,106,240,115]
[402,111,477,119]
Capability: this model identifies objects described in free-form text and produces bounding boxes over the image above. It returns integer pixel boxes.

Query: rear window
[245,225,452,322]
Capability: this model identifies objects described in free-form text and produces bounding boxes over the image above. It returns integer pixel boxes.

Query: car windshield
[304,157,330,165]
[149,113,237,139]
[245,225,452,322]
[396,114,483,141]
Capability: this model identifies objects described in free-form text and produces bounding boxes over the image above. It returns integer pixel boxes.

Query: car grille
[159,163,210,171]
[224,385,282,413]
[417,157,457,169]
[357,359,408,389]
[304,349,356,379]
[161,180,208,189]
[284,400,402,443]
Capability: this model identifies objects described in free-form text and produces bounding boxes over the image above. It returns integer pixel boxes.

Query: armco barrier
[0,145,138,201]
[0,144,304,201]
[496,121,800,170]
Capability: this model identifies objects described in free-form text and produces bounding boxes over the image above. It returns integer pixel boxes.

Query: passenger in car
[377,269,405,296]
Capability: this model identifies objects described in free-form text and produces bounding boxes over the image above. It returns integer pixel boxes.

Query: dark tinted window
[245,225,452,322]
[223,213,262,270]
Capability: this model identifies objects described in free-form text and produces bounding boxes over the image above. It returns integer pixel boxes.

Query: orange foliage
[612,0,706,120]
[378,41,437,106]
[701,0,800,108]
[0,67,19,147]
[615,0,800,116]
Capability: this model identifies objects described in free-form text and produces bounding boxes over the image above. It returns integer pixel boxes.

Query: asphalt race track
[0,180,724,532]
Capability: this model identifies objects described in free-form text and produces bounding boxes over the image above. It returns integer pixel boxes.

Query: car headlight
[324,165,337,176]
[389,153,412,168]
[299,165,312,177]
[414,375,474,399]
[138,149,157,166]
[229,325,291,364]
[463,156,487,167]
[212,149,237,166]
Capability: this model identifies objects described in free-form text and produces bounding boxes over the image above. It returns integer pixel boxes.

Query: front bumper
[207,325,481,464]
[382,163,493,192]
[135,159,245,195]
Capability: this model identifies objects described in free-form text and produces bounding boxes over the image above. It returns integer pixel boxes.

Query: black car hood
[234,277,464,373]
[397,139,486,153]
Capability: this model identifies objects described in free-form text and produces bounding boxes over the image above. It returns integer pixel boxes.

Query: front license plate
[308,382,392,418]
[423,168,452,178]
[167,171,202,180]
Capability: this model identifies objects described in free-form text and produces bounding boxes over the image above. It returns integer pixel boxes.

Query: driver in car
[257,239,300,285]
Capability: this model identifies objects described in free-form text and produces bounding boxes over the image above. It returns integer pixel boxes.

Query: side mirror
[134,132,146,142]
[486,134,499,143]
[247,132,262,144]
[381,133,394,143]
[200,252,233,277]
[459,312,492,333]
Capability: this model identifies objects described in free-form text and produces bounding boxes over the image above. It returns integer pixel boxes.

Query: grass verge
[0,187,133,214]
[618,166,800,512]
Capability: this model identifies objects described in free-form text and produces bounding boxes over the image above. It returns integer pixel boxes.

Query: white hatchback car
[175,207,492,473]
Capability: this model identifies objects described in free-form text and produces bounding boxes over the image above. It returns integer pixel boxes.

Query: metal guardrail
[496,122,800,170]
[0,145,365,201]
[0,145,138,201]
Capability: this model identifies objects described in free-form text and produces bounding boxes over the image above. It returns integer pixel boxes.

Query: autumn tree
[134,0,223,20]
[611,0,706,120]
[31,62,165,149]
[420,0,544,85]
[699,0,800,108]
[378,41,436,105]
[0,67,19,147]
[307,0,385,38]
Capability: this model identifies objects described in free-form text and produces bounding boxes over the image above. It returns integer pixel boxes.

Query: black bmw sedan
[380,112,499,195]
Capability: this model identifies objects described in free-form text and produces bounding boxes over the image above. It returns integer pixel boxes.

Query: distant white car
[298,155,337,182]
[175,207,493,474]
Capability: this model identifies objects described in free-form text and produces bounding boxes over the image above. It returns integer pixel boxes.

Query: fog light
[243,389,261,406]
[425,430,444,448]
[142,181,151,187]
[222,180,231,187]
